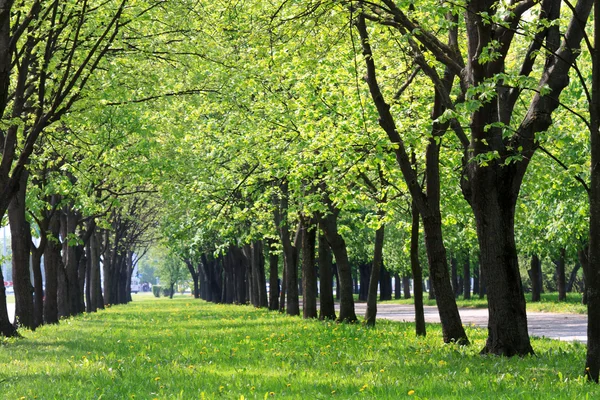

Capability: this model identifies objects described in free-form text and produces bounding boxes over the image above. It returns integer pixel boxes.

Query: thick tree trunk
[471,184,532,356]
[9,170,33,329]
[410,202,426,336]
[530,254,542,302]
[318,233,336,320]
[587,0,600,381]
[319,201,357,323]
[365,224,384,326]
[301,220,317,318]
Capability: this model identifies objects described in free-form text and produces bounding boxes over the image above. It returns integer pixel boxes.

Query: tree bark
[358,263,370,301]
[365,224,384,326]
[252,241,268,308]
[44,211,61,324]
[555,248,567,301]
[394,274,402,299]
[9,170,33,329]
[318,232,336,320]
[301,219,317,318]
[410,201,426,336]
[267,239,280,311]
[463,253,471,300]
[319,197,357,323]
[530,254,542,302]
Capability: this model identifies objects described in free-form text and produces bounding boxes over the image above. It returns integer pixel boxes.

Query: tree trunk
[364,224,384,326]
[586,0,600,381]
[253,241,268,308]
[44,211,61,324]
[358,263,370,301]
[9,170,33,329]
[379,264,392,301]
[555,247,567,301]
[394,274,402,299]
[90,230,103,310]
[410,201,426,336]
[267,240,280,311]
[530,254,542,302]
[31,246,44,328]
[463,253,471,300]
[319,199,357,323]
[61,206,83,316]
[403,276,411,299]
[451,256,459,298]
[470,182,533,355]
[473,262,480,296]
[301,219,317,318]
[567,261,581,293]
[318,232,336,320]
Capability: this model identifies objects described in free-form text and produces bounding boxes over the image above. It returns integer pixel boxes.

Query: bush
[152,285,162,298]
[163,288,172,297]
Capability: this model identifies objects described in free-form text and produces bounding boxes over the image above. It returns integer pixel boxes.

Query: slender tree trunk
[9,170,33,329]
[253,241,268,308]
[267,239,280,311]
[90,231,103,310]
[365,223,385,326]
[451,256,459,298]
[567,261,581,292]
[411,201,426,336]
[279,257,287,312]
[379,264,392,301]
[463,253,471,300]
[530,254,542,302]
[394,274,402,299]
[318,232,336,320]
[31,246,44,328]
[358,263,370,301]
[301,219,317,318]
[403,275,411,299]
[44,211,61,324]
[473,262,480,295]
[556,248,567,301]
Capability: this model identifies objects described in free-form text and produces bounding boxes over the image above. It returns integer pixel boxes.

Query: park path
[7,301,588,342]
[350,302,588,343]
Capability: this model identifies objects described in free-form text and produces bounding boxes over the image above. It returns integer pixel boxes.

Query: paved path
[7,301,587,342]
[350,303,588,343]
[7,302,14,323]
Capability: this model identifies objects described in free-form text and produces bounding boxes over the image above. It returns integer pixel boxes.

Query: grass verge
[1,297,597,399]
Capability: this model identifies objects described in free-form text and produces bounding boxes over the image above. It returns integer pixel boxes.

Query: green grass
[1,298,598,399]
[382,292,588,314]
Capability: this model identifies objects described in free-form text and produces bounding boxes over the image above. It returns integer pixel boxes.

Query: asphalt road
[6,301,588,342]
[351,302,588,343]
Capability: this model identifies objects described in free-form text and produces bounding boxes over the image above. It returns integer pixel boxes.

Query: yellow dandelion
[154,377,160,381]
[408,390,415,396]
[269,392,275,396]
[380,369,385,373]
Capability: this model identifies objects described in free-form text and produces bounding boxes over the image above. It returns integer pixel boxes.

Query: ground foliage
[0,298,598,399]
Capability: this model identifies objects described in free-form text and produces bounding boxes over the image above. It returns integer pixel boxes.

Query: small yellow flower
[269,392,275,396]
[250,387,255,391]
[380,369,385,373]
[154,377,160,381]
[286,383,291,387]
[331,390,336,394]
[408,390,415,396]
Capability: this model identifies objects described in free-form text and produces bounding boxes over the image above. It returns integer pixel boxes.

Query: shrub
[152,285,162,298]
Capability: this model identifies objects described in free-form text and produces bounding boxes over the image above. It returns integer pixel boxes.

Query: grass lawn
[383,292,587,314]
[1,297,598,399]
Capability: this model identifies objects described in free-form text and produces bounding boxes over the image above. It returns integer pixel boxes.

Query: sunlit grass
[383,292,587,314]
[0,297,597,399]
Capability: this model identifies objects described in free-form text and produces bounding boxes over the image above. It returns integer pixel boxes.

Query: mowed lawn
[1,298,599,399]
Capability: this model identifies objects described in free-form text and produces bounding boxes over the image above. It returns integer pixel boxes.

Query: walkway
[352,302,588,343]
